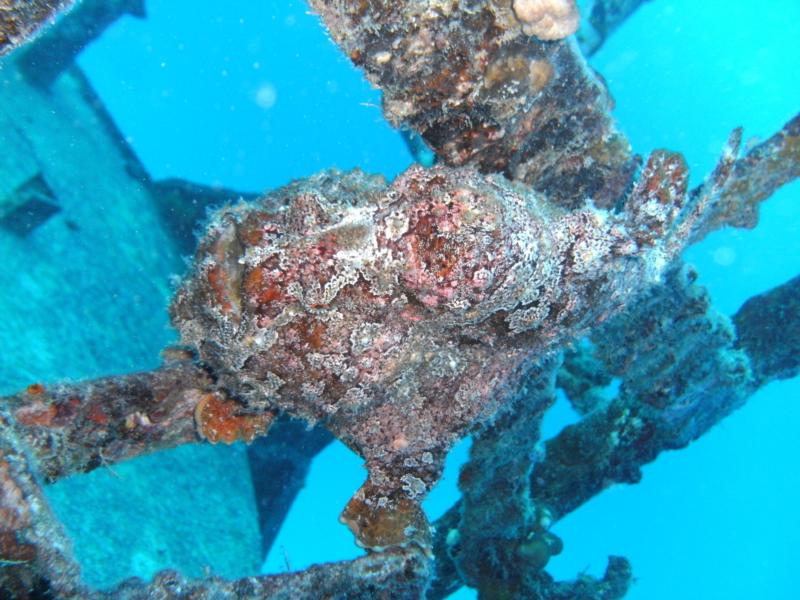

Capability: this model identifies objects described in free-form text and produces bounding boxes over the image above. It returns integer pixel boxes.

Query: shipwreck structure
[1,1,798,598]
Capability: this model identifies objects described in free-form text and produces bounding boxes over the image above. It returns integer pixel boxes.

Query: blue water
[5,0,799,597]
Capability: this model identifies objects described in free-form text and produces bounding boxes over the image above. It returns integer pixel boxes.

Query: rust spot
[0,532,37,563]
[244,266,265,295]
[244,267,283,306]
[434,249,459,280]
[260,285,282,305]
[38,396,83,426]
[241,226,264,246]
[641,152,689,205]
[309,322,326,349]
[194,393,274,444]
[299,319,327,350]
[87,404,109,425]
[207,265,234,314]
[14,404,57,428]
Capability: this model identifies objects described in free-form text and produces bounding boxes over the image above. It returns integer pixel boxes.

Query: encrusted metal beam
[308,0,636,209]
[98,546,430,600]
[0,0,73,56]
[2,362,212,483]
[17,0,146,88]
[0,407,86,598]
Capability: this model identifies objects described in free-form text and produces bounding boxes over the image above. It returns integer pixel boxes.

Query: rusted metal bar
[2,362,211,483]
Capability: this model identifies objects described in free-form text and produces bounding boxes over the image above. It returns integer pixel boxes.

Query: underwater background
[0,0,798,598]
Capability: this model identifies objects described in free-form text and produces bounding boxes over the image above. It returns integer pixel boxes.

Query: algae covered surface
[1,1,799,599]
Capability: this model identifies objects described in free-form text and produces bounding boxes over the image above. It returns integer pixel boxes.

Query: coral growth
[194,393,274,444]
[512,0,581,40]
[0,1,798,598]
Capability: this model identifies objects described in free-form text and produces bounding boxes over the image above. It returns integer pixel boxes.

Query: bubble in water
[255,83,278,109]
[712,246,737,266]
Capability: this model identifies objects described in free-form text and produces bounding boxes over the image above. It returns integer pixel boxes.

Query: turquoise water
[2,1,798,597]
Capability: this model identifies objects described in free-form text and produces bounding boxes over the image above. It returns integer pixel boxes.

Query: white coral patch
[512,0,580,41]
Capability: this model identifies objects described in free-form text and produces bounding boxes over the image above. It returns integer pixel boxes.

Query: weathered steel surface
[309,0,636,209]
[3,363,209,482]
[0,0,72,56]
